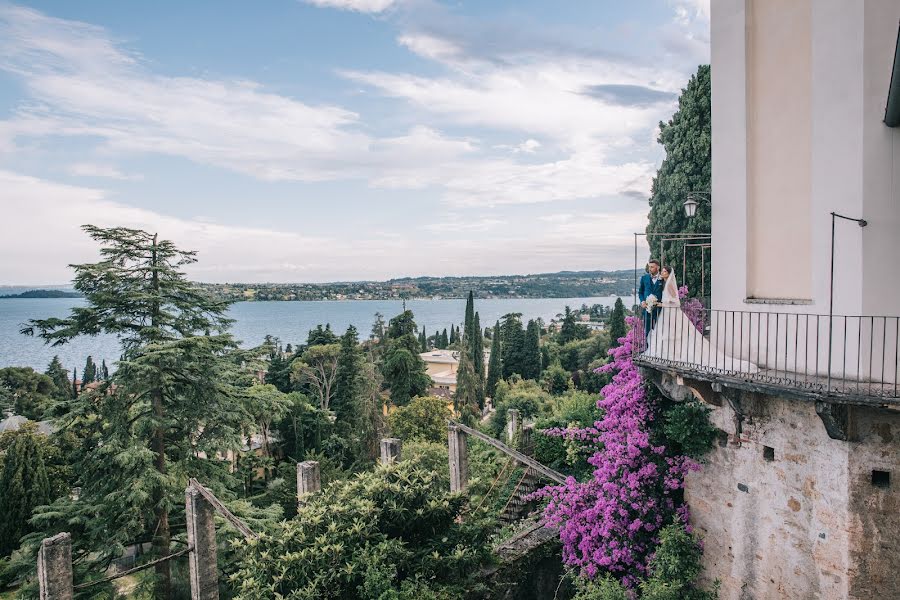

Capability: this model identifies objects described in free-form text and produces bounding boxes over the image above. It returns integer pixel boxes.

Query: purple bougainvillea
[679,285,706,333]
[532,317,699,587]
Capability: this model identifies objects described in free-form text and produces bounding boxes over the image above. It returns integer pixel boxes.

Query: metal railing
[633,306,900,402]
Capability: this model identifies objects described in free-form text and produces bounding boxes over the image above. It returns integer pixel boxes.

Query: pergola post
[448,424,469,493]
[506,409,521,444]
[186,483,219,600]
[380,438,402,464]
[297,460,321,503]
[37,532,73,600]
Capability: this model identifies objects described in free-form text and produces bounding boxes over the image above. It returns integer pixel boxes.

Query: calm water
[0,296,620,371]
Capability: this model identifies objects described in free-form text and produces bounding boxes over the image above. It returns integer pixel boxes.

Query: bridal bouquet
[645,294,658,311]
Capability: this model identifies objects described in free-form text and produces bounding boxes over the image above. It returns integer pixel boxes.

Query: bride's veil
[663,271,681,306]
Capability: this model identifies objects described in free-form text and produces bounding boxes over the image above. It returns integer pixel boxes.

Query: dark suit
[638,273,665,340]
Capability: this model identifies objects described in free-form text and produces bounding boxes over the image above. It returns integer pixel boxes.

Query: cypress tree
[453,335,480,423]
[500,313,525,379]
[334,326,363,421]
[522,320,541,380]
[100,359,109,380]
[472,312,484,377]
[485,321,502,399]
[0,423,52,557]
[82,356,97,385]
[72,367,78,398]
[440,328,448,349]
[463,291,475,342]
[608,298,627,348]
[44,356,71,401]
[419,328,427,352]
[449,325,456,345]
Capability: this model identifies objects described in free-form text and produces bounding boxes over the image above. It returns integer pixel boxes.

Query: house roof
[0,415,55,436]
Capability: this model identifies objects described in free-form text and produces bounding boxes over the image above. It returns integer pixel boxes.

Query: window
[872,470,891,489]
[763,446,775,462]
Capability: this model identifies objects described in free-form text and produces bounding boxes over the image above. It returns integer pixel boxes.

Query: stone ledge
[744,297,814,305]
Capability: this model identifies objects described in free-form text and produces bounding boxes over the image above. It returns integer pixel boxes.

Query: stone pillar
[297,460,321,502]
[506,409,521,444]
[380,438,402,464]
[186,484,219,600]
[522,424,533,450]
[38,532,73,600]
[448,425,469,493]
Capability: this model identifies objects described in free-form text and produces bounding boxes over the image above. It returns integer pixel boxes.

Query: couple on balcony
[638,259,757,373]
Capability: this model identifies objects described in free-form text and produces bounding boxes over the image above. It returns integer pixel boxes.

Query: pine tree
[608,297,627,348]
[23,225,243,598]
[334,326,363,421]
[285,343,293,354]
[522,320,542,380]
[0,423,52,557]
[44,356,71,401]
[558,306,589,344]
[485,320,502,399]
[371,312,386,341]
[82,356,97,385]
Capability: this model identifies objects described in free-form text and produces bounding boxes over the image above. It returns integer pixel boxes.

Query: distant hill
[198,269,639,302]
[0,289,82,299]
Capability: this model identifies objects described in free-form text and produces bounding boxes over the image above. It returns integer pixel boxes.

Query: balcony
[633,307,900,406]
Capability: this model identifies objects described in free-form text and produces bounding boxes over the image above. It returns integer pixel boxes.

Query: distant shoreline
[0,290,83,299]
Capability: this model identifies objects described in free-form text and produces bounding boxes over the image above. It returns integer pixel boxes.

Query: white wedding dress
[644,273,758,373]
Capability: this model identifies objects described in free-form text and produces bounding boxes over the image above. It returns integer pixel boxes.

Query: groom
[638,259,664,342]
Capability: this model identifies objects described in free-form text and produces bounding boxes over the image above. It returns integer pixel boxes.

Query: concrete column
[380,438,402,464]
[506,409,521,444]
[522,424,534,450]
[38,532,73,600]
[297,460,321,502]
[448,425,469,493]
[186,484,219,600]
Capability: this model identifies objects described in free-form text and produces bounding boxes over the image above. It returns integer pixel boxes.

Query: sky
[0,0,710,284]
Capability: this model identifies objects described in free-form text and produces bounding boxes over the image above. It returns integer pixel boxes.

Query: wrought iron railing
[633,306,900,401]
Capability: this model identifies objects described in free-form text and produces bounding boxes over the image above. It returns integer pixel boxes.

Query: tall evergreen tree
[23,225,244,598]
[453,335,480,423]
[334,326,363,421]
[440,328,448,349]
[100,359,109,380]
[0,423,52,557]
[307,324,339,347]
[485,321,503,399]
[382,311,431,405]
[44,356,71,401]
[608,298,627,347]
[82,355,97,385]
[558,306,589,345]
[449,325,456,345]
[463,291,475,342]
[522,320,542,380]
[370,312,386,342]
[419,328,427,352]
[71,367,78,398]
[647,64,712,296]
[472,312,484,376]
[500,313,526,379]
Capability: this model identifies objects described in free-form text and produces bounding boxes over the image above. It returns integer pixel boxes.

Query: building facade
[638,2,900,598]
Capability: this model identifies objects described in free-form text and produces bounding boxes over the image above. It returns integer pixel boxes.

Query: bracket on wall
[815,401,853,441]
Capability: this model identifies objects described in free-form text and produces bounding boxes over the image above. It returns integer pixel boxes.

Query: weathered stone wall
[678,382,900,600]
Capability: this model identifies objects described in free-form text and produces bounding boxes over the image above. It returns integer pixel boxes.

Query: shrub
[389,395,451,443]
[231,456,492,599]
[661,401,717,460]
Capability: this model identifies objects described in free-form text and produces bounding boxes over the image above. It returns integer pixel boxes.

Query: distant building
[420,349,460,393]
[0,415,55,436]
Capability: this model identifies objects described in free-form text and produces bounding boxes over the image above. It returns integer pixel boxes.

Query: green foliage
[388,396,451,443]
[43,356,72,402]
[521,320,542,380]
[334,326,364,421]
[307,324,339,347]
[81,355,97,385]
[291,343,341,411]
[533,392,603,479]
[499,313,526,379]
[639,520,718,600]
[454,340,481,422]
[383,312,431,406]
[557,306,590,345]
[0,423,51,557]
[230,457,492,599]
[646,64,711,297]
[661,401,718,459]
[608,298,627,347]
[0,368,56,421]
[485,320,502,398]
[572,575,629,600]
[541,364,572,395]
[487,378,550,439]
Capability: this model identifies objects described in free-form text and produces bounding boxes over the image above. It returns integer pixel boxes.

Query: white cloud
[67,162,142,180]
[303,0,396,14]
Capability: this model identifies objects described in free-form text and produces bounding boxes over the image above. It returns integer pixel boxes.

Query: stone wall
[671,378,900,599]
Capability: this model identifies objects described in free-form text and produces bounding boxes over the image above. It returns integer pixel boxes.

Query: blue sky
[0,0,709,284]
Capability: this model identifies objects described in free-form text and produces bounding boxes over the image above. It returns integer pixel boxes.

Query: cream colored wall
[745,0,813,300]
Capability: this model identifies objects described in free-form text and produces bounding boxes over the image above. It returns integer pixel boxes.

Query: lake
[0,296,620,371]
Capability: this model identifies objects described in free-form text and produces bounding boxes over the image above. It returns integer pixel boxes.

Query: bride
[644,266,758,373]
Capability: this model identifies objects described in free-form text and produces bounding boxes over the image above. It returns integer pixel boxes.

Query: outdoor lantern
[683,195,699,218]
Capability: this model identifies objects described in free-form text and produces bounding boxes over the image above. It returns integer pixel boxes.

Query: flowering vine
[678,285,706,333]
[532,316,699,587]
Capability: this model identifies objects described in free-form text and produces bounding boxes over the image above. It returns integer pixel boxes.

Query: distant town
[197,269,638,302]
